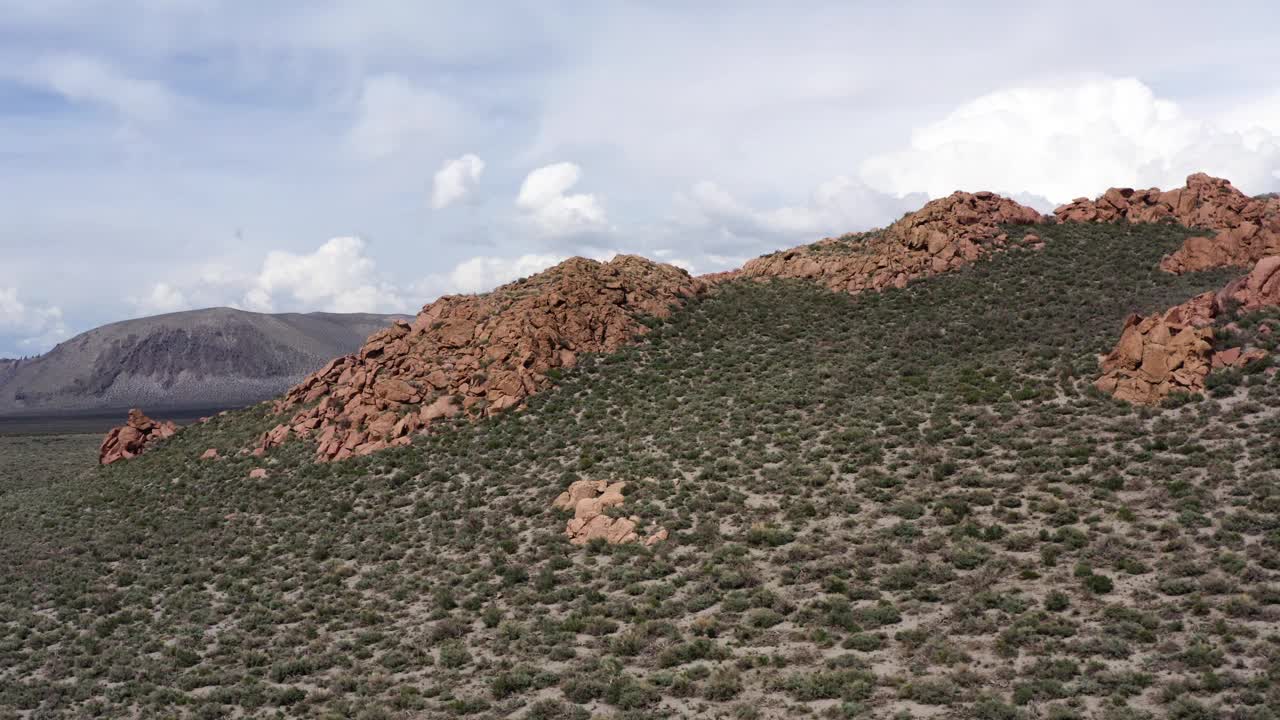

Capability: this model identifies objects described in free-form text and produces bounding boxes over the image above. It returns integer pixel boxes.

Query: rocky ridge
[0,308,405,416]
[259,256,704,461]
[253,191,1045,462]
[1054,173,1280,274]
[738,190,1044,294]
[1095,256,1280,404]
[98,409,179,465]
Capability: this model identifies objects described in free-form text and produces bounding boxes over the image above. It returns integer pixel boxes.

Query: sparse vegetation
[3,222,1279,717]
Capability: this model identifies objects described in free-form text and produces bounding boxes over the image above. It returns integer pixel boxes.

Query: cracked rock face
[99,408,179,465]
[1094,296,1218,405]
[1095,256,1280,405]
[552,480,667,546]
[1054,173,1280,274]
[739,191,1044,295]
[257,256,705,461]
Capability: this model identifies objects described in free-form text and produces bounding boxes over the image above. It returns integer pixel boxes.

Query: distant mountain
[0,307,408,415]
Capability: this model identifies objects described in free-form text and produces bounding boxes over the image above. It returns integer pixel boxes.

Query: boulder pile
[1096,256,1280,404]
[1093,295,1218,404]
[259,256,704,461]
[740,191,1044,295]
[1054,173,1280,273]
[99,408,179,465]
[552,480,667,546]
[1219,255,1280,311]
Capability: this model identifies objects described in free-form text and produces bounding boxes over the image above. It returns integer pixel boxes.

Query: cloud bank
[0,287,68,356]
[861,77,1280,203]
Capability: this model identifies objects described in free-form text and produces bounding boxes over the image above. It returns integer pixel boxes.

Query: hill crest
[0,307,408,415]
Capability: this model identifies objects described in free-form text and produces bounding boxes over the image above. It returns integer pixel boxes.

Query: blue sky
[1,0,1278,356]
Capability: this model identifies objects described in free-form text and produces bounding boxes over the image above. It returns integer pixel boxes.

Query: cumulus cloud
[1213,92,1280,138]
[676,176,925,250]
[350,74,466,159]
[20,53,173,122]
[516,162,608,236]
[242,237,407,313]
[0,287,69,354]
[131,282,190,315]
[431,153,485,209]
[861,76,1280,204]
[443,254,566,294]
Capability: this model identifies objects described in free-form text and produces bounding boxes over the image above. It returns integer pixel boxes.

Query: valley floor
[3,223,1280,719]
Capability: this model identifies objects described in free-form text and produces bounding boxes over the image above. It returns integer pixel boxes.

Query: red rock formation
[99,408,179,465]
[1093,296,1217,404]
[262,256,704,461]
[1054,173,1280,273]
[1218,255,1280,311]
[1096,256,1280,404]
[552,480,666,546]
[740,191,1044,294]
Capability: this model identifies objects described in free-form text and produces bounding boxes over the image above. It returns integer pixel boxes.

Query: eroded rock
[740,191,1044,295]
[1054,173,1280,273]
[554,480,666,546]
[263,256,704,461]
[1093,298,1217,404]
[99,408,179,465]
[1219,255,1280,311]
[1096,256,1280,404]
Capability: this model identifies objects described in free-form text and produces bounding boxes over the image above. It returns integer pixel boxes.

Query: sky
[1,1,1279,357]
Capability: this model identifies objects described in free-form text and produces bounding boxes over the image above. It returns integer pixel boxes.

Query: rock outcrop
[1219,255,1280,311]
[740,191,1044,295]
[552,480,666,546]
[1054,173,1280,273]
[1096,256,1280,404]
[1093,295,1218,404]
[99,408,179,465]
[261,256,704,461]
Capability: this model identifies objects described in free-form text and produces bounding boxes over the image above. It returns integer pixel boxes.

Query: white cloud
[861,76,1280,203]
[21,53,173,122]
[444,254,566,294]
[0,287,69,354]
[431,153,485,209]
[516,162,608,236]
[243,236,407,313]
[1212,92,1280,138]
[349,74,465,159]
[131,282,190,315]
[676,176,925,245]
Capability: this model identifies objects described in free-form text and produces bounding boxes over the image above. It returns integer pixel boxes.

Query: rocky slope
[258,191,1042,464]
[263,255,704,461]
[98,408,178,465]
[19,219,1277,719]
[739,190,1044,294]
[1055,172,1280,273]
[0,358,18,386]
[1095,256,1280,404]
[0,308,406,415]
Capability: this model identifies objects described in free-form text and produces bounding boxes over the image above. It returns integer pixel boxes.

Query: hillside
[8,219,1280,718]
[0,308,407,416]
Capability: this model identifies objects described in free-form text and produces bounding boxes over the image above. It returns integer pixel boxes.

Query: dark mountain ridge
[0,307,407,415]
